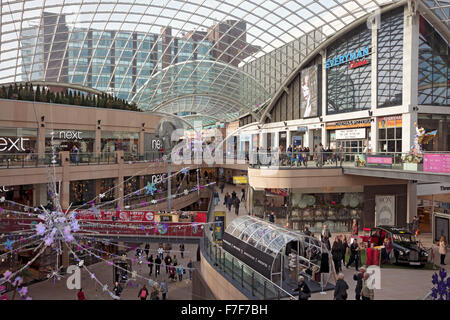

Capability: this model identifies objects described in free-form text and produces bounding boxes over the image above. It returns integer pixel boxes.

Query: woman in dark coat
[331,238,343,273]
[334,273,349,300]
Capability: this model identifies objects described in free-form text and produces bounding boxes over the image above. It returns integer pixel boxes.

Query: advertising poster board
[300,65,319,118]
[214,211,226,243]
[375,195,396,226]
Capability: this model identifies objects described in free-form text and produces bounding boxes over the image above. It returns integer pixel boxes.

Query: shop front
[0,184,34,207]
[101,131,139,154]
[45,129,95,153]
[326,118,371,159]
[290,126,308,149]
[0,127,37,154]
[418,114,449,152]
[417,183,450,238]
[289,187,364,233]
[377,115,402,159]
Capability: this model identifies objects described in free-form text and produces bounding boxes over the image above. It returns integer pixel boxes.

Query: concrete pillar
[37,125,46,155]
[370,14,378,153]
[94,128,101,154]
[115,150,124,209]
[402,6,420,153]
[407,181,417,224]
[33,184,47,207]
[321,50,327,119]
[59,151,70,210]
[94,180,102,204]
[139,131,145,156]
[62,245,70,269]
[321,125,327,147]
[273,132,280,150]
[286,130,292,148]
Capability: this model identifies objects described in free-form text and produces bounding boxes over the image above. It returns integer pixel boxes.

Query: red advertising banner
[0,211,205,238]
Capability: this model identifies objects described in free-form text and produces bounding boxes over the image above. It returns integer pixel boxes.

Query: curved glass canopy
[1,0,444,125]
[226,215,307,256]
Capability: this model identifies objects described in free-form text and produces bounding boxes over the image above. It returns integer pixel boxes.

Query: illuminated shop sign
[0,137,29,152]
[57,130,83,140]
[326,118,371,130]
[326,46,370,70]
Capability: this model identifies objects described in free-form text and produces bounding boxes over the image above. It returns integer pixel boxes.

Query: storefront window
[377,7,403,108]
[378,115,402,154]
[101,131,139,154]
[327,24,371,115]
[99,178,115,202]
[0,127,37,154]
[70,180,95,206]
[418,16,450,106]
[45,129,94,153]
[418,114,450,151]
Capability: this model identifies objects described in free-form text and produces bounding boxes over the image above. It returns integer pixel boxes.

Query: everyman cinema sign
[325,46,370,70]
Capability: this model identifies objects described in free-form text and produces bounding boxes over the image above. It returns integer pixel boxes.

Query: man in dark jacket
[353,267,366,300]
[155,255,162,276]
[291,276,311,300]
[164,254,172,274]
[234,198,240,216]
[113,281,122,299]
[346,240,360,270]
[334,273,349,300]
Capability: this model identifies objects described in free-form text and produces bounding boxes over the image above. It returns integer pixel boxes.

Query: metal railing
[203,237,295,300]
[69,152,117,165]
[248,151,450,174]
[0,153,61,168]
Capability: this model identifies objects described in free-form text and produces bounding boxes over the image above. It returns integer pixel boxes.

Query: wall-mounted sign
[297,127,308,132]
[366,155,393,168]
[151,174,167,184]
[326,118,371,130]
[326,46,370,70]
[57,131,83,140]
[424,154,450,174]
[233,176,248,184]
[336,128,366,140]
[214,211,226,243]
[0,137,29,152]
[378,115,402,128]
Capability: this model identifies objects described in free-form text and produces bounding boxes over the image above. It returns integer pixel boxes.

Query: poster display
[300,65,319,118]
[214,211,226,243]
[424,154,450,174]
[375,195,395,226]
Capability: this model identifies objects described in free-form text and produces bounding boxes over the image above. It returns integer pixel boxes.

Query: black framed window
[418,15,450,106]
[378,8,403,108]
[326,25,371,115]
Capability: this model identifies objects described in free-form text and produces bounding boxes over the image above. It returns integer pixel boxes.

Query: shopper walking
[187,259,193,280]
[150,284,160,300]
[173,255,178,266]
[291,276,311,300]
[341,235,348,266]
[234,197,240,216]
[241,188,246,201]
[138,285,149,300]
[352,219,359,236]
[177,264,184,281]
[164,254,172,274]
[160,280,168,300]
[269,211,275,223]
[113,281,122,299]
[180,243,185,259]
[353,267,365,300]
[148,254,154,276]
[439,235,447,265]
[144,244,150,258]
[331,237,343,273]
[220,182,225,194]
[361,273,374,300]
[155,255,162,276]
[333,273,349,300]
[158,247,164,260]
[77,288,86,300]
[321,225,331,250]
[346,240,361,271]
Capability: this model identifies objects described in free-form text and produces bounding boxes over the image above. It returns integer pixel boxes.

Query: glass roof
[226,215,307,256]
[1,0,444,125]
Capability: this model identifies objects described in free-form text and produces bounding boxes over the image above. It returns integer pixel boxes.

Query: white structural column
[402,4,420,153]
[321,50,328,147]
[286,130,292,148]
[370,13,378,153]
[407,181,418,224]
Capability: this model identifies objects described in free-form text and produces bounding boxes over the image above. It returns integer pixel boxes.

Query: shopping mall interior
[0,0,449,304]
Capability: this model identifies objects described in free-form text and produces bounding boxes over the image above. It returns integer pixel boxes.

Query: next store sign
[326,46,370,70]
